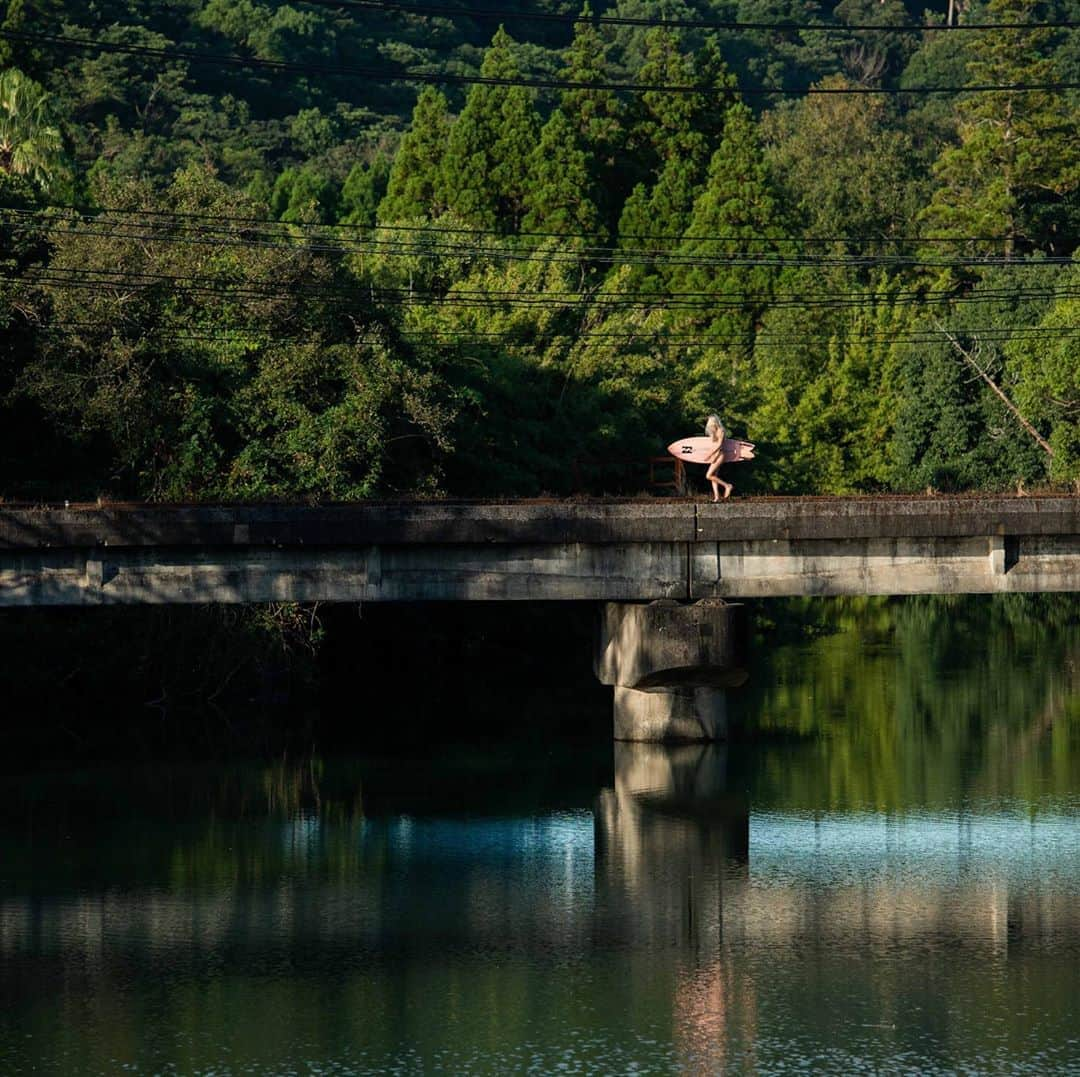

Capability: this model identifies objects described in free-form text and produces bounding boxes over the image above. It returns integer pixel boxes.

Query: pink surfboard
[667,436,756,465]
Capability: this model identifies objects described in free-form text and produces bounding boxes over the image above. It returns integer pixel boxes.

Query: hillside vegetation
[1,0,1078,499]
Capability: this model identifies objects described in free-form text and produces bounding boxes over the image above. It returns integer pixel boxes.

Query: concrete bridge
[3,495,1078,743]
[2,495,1079,606]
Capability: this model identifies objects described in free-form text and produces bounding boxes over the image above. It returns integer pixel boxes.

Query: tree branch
[935,321,1053,457]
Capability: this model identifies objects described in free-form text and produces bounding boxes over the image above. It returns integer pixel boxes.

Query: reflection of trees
[738,595,1080,811]
[0,758,366,891]
[3,736,1080,1073]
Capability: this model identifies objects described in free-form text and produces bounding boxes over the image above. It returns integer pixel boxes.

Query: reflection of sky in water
[749,806,1080,886]
[4,806,1080,1075]
[366,812,594,867]
[340,804,1080,888]
[357,813,597,918]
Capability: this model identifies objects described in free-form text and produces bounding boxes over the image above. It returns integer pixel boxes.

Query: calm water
[3,596,1080,1074]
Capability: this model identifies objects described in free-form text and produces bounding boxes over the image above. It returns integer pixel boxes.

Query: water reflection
[594,740,1080,1073]
[596,744,754,1074]
[596,744,747,952]
[3,596,1080,1072]
[2,747,1079,1073]
[738,594,1080,810]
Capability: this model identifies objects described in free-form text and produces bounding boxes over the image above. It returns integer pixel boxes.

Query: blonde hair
[705,414,725,438]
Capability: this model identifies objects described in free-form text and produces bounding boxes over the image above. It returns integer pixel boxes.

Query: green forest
[1,0,1078,500]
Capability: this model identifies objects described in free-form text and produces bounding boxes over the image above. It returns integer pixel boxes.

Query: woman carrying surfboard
[704,414,733,501]
[664,422,755,500]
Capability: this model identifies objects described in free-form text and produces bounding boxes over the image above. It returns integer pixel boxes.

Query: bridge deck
[1,496,1078,604]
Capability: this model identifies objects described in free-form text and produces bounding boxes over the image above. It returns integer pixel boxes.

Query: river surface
[2,595,1080,1074]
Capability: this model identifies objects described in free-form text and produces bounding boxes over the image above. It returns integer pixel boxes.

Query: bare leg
[706,461,731,502]
[705,463,719,501]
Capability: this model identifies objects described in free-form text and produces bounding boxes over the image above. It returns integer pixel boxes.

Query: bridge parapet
[0,497,1078,605]
[0,502,698,549]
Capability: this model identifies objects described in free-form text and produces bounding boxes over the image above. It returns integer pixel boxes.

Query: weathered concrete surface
[0,543,690,605]
[612,685,729,742]
[595,599,747,688]
[2,496,1080,604]
[0,501,698,548]
[3,495,1080,549]
[689,534,1080,598]
[695,496,1080,541]
[597,600,748,741]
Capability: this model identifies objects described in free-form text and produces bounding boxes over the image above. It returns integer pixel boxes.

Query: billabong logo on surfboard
[667,436,756,465]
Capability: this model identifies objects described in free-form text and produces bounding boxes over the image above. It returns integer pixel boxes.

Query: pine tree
[920,0,1080,255]
[672,104,785,402]
[492,79,541,233]
[615,146,709,288]
[676,104,783,302]
[625,28,701,182]
[378,87,451,223]
[615,32,735,260]
[340,156,390,227]
[558,4,624,230]
[521,109,602,237]
[441,26,540,233]
[612,26,705,268]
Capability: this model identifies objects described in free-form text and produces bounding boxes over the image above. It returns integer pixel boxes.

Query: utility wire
[30,320,1080,361]
[8,217,1077,269]
[14,269,1079,311]
[18,264,1072,298]
[297,0,1080,34]
[4,29,1078,95]
[1,205,1037,247]
[41,320,1080,345]
[3,206,1062,255]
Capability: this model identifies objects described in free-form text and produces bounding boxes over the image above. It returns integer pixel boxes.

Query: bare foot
[723,485,733,499]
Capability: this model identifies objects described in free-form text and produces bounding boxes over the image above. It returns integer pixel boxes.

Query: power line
[2,205,1040,247]
[299,0,1080,34]
[38,319,1080,349]
[4,29,1078,96]
[9,216,1078,270]
[18,264,1073,296]
[25,263,1074,295]
[14,268,1079,312]
[5,207,1067,259]
[46,322,1080,339]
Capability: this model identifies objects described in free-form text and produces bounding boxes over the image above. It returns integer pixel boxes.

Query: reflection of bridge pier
[594,601,748,742]
[595,743,749,951]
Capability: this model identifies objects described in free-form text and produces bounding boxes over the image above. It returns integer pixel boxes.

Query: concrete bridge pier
[594,600,748,742]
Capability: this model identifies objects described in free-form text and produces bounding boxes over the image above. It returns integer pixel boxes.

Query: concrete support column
[595,600,747,742]
[613,686,728,742]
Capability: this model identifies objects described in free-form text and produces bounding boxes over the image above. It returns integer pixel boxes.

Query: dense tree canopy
[0,0,1078,500]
